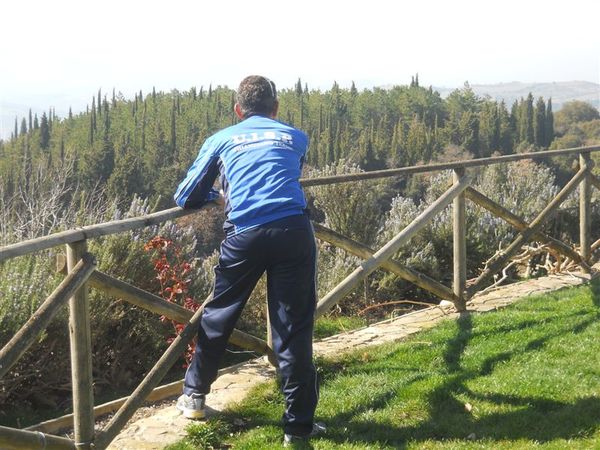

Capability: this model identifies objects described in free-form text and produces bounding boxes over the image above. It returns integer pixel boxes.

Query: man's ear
[270,100,279,118]
[234,103,244,119]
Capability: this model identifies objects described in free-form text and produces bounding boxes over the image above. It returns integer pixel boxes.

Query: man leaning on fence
[173,75,324,445]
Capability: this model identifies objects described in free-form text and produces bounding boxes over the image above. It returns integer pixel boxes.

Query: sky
[1,0,599,137]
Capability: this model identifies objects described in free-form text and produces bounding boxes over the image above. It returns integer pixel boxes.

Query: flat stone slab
[108,268,596,449]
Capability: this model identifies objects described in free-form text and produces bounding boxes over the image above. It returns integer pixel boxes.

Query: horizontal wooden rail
[26,359,252,435]
[313,223,459,303]
[315,173,472,317]
[2,146,599,263]
[0,425,75,450]
[0,204,214,263]
[300,145,600,187]
[88,270,271,356]
[464,187,589,270]
[0,253,96,379]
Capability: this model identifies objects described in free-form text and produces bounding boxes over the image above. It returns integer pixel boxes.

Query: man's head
[235,75,278,119]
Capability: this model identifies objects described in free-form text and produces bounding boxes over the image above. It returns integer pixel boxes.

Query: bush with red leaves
[144,236,201,367]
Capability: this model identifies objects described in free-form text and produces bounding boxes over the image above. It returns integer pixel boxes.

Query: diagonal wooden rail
[1,144,599,449]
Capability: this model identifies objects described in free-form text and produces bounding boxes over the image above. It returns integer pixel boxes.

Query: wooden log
[94,295,211,450]
[464,187,589,270]
[315,173,472,318]
[66,241,95,449]
[0,425,75,450]
[3,146,600,264]
[580,152,592,271]
[0,254,96,379]
[312,223,458,302]
[26,359,253,435]
[453,168,467,311]
[88,270,271,356]
[0,204,216,263]
[467,165,589,297]
[300,145,600,187]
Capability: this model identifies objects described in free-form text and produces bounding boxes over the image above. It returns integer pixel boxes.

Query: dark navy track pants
[184,213,318,436]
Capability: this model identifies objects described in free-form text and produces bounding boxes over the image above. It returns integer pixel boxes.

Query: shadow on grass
[312,305,600,448]
[589,277,600,307]
[221,289,600,448]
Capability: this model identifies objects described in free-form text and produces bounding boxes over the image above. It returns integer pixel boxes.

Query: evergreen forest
[1,77,599,424]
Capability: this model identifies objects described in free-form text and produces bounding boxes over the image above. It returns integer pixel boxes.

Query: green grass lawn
[167,279,600,449]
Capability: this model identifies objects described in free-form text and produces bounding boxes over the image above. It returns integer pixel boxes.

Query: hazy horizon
[1,0,598,139]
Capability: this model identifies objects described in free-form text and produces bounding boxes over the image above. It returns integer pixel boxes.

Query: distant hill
[434,81,600,110]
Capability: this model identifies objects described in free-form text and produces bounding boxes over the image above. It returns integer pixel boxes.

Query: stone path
[108,268,596,449]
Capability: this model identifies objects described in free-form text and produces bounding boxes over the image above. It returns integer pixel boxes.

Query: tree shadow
[589,277,600,307]
[313,306,600,448]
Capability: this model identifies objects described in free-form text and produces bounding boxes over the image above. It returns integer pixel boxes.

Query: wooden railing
[0,144,599,449]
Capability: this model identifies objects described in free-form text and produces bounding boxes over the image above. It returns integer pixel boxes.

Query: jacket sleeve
[174,138,221,208]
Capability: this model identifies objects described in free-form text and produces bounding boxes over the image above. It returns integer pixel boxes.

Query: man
[174,75,322,444]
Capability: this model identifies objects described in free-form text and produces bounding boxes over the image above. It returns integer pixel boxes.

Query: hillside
[435,80,600,109]
[2,81,598,141]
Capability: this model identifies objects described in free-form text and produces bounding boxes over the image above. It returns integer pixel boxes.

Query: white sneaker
[283,422,326,446]
[176,393,206,419]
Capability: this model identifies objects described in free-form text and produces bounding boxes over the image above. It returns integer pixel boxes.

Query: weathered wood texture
[0,205,213,263]
[26,361,248,435]
[315,174,471,317]
[88,270,271,356]
[453,168,467,311]
[66,241,95,449]
[2,146,599,263]
[0,253,96,379]
[0,425,75,450]
[464,187,589,269]
[95,294,212,450]
[300,145,600,187]
[312,223,458,302]
[467,165,589,296]
[580,152,592,270]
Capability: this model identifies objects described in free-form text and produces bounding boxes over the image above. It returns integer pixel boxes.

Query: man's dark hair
[236,75,277,118]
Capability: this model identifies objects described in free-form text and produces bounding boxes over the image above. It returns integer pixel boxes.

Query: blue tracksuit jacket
[174,115,309,235]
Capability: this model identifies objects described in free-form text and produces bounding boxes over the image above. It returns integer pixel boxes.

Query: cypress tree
[534,97,546,147]
[34,114,39,130]
[20,118,27,136]
[69,107,73,120]
[295,78,303,96]
[14,117,18,140]
[91,97,97,131]
[28,109,33,133]
[524,93,534,144]
[170,100,177,157]
[545,99,554,147]
[40,113,50,149]
[97,89,102,116]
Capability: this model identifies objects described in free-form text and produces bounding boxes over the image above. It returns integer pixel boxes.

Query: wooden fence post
[580,151,592,271]
[66,241,94,449]
[453,168,467,310]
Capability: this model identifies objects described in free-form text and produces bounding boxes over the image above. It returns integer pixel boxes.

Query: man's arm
[174,139,221,208]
